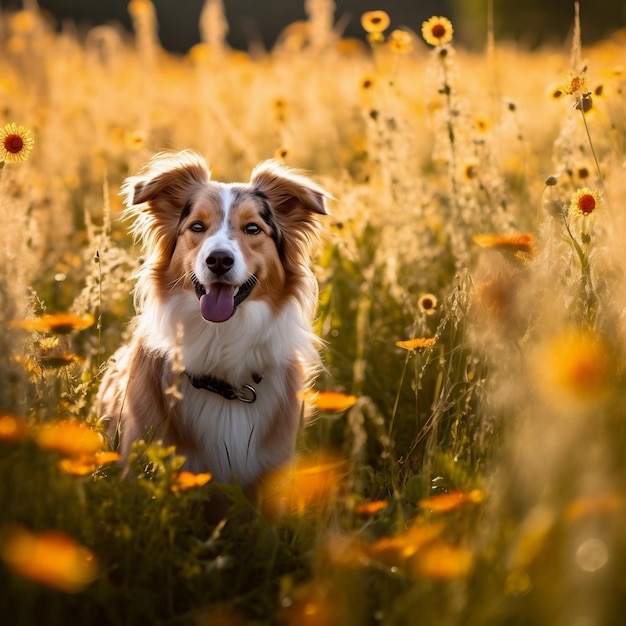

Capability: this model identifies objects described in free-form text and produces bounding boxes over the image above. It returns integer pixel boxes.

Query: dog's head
[122,150,329,322]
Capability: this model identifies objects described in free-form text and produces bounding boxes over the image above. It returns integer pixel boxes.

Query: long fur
[97,150,329,490]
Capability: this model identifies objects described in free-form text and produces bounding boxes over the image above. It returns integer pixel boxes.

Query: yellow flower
[421,16,454,47]
[395,337,437,351]
[171,470,212,492]
[418,293,438,315]
[306,390,358,412]
[2,527,98,593]
[34,420,103,458]
[388,29,413,54]
[11,312,95,334]
[360,10,390,34]
[531,328,614,411]
[0,122,34,163]
[569,187,602,217]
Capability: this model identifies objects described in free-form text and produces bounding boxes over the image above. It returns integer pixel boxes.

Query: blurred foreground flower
[421,16,454,47]
[0,413,28,442]
[419,489,484,513]
[367,520,444,566]
[59,451,121,476]
[0,122,34,164]
[395,337,437,351]
[412,543,474,579]
[34,420,103,458]
[531,328,614,412]
[2,527,98,593]
[171,470,212,492]
[259,453,347,517]
[360,11,390,34]
[473,233,534,258]
[306,390,358,412]
[12,312,95,334]
[354,500,388,516]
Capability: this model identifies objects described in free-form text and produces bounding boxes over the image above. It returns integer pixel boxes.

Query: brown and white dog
[97,150,328,491]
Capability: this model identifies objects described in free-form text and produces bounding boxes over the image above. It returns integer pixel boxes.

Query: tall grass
[1,1,626,624]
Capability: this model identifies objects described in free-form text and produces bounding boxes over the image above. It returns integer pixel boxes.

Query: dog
[97,150,329,493]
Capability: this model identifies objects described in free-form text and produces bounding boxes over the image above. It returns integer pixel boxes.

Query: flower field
[2,1,626,624]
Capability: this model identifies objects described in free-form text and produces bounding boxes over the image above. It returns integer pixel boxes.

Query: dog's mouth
[191,274,258,323]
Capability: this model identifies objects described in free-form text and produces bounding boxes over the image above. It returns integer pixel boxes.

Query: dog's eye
[189,221,206,233]
[244,222,262,235]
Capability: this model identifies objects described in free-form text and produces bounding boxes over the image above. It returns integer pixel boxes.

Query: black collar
[185,371,262,403]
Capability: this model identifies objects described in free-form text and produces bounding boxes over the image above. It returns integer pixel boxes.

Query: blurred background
[0,0,624,52]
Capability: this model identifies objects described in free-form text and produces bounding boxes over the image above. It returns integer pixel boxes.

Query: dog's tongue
[200,283,236,322]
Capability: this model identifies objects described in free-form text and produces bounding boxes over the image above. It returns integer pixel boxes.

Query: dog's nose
[206,249,234,276]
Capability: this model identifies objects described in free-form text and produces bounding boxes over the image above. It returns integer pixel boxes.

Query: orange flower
[473,233,534,256]
[2,527,98,593]
[12,312,95,334]
[259,453,346,517]
[367,520,444,566]
[0,413,28,442]
[59,451,121,476]
[565,493,623,521]
[307,390,358,412]
[34,420,103,458]
[419,489,484,513]
[354,500,388,516]
[395,337,437,351]
[171,470,212,492]
[413,543,474,579]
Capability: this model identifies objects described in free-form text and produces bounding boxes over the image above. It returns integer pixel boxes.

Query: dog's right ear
[122,150,210,256]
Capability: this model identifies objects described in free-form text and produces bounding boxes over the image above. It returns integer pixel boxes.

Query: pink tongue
[200,284,236,322]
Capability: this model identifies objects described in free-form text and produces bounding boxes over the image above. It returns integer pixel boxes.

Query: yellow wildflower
[421,16,454,47]
[171,470,212,492]
[360,11,390,34]
[569,187,602,218]
[0,122,34,163]
[34,420,103,458]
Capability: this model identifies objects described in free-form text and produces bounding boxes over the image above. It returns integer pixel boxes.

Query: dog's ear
[122,150,210,256]
[250,161,330,265]
[250,160,329,218]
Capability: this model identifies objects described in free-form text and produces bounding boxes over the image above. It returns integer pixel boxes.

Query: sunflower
[0,122,34,164]
[421,16,454,47]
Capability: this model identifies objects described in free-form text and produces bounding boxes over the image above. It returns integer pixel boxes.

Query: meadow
[1,1,626,624]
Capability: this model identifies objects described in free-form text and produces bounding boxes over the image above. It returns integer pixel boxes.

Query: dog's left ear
[250,161,330,266]
[250,160,330,219]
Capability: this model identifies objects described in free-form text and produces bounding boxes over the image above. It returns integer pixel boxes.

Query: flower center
[4,134,24,154]
[578,194,596,215]
[431,24,446,39]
